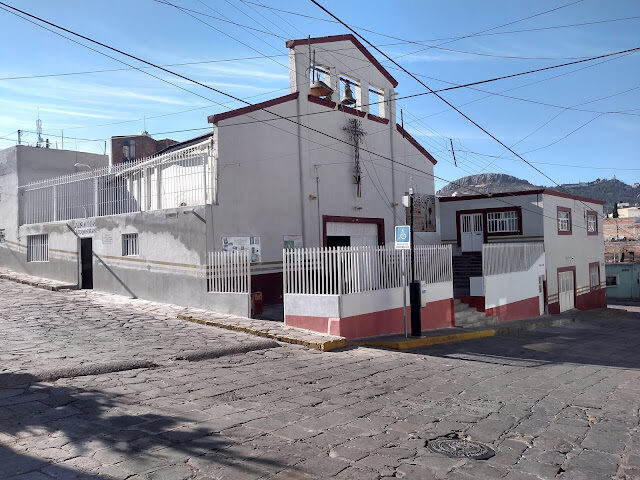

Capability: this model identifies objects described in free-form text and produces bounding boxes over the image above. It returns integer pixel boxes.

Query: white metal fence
[206,250,251,294]
[483,242,544,277]
[19,144,214,225]
[284,245,452,295]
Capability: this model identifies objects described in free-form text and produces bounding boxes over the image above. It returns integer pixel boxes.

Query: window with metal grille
[122,233,139,256]
[589,263,600,289]
[557,209,571,233]
[487,211,519,233]
[27,234,49,262]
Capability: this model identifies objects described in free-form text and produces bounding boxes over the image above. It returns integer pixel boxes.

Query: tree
[613,202,619,218]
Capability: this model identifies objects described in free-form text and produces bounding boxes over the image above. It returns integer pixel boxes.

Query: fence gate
[206,250,250,293]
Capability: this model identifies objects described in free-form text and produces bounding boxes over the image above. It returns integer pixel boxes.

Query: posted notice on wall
[74,218,96,237]
[283,235,303,250]
[405,193,437,232]
[222,236,261,263]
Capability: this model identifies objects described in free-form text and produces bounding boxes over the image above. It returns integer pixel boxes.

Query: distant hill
[437,174,640,213]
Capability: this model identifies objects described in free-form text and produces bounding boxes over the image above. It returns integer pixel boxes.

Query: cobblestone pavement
[0,280,277,381]
[1,281,640,480]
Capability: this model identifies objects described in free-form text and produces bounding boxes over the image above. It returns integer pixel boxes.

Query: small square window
[122,233,139,256]
[557,207,571,234]
[27,234,49,262]
[605,275,618,287]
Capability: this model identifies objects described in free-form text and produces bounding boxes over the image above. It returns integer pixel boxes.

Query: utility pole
[17,130,21,145]
[409,186,421,336]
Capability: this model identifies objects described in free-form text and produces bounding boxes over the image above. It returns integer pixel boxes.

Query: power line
[241,1,640,44]
[308,0,621,223]
[0,2,620,231]
[456,150,640,171]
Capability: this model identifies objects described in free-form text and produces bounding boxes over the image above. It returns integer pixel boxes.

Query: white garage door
[558,271,575,312]
[326,222,379,246]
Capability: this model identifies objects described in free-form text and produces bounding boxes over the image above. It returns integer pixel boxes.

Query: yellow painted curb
[360,329,496,350]
[176,314,347,352]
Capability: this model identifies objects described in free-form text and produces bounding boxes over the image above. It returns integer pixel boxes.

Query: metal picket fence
[482,242,544,277]
[19,143,214,225]
[283,244,452,295]
[206,250,251,293]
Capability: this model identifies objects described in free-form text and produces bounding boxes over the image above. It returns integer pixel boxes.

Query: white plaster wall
[214,92,441,272]
[16,145,108,184]
[542,194,605,301]
[439,193,545,252]
[284,293,340,317]
[286,281,452,319]
[214,100,303,272]
[484,252,545,310]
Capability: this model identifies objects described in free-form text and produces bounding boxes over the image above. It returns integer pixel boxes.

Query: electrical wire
[241,1,640,44]
[0,2,623,232]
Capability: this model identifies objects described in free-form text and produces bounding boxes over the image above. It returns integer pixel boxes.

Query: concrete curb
[0,272,76,292]
[0,360,158,388]
[355,315,581,350]
[177,314,348,352]
[173,339,279,361]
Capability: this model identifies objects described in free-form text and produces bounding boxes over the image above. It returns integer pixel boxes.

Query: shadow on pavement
[403,320,640,370]
[0,372,293,479]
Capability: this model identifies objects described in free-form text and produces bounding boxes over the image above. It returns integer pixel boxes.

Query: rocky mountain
[437,173,538,196]
[437,174,640,213]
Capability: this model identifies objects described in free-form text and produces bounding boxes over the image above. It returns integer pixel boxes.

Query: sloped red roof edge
[286,34,399,88]
[208,92,299,124]
[438,189,605,205]
[396,124,437,165]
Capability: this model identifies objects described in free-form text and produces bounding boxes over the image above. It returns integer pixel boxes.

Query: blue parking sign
[395,225,410,249]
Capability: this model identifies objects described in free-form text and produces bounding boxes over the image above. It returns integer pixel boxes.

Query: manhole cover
[427,437,495,460]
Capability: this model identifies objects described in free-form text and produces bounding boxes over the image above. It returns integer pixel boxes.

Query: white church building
[1,34,442,316]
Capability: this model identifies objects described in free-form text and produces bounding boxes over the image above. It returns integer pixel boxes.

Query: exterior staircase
[452,255,483,296]
[454,299,498,329]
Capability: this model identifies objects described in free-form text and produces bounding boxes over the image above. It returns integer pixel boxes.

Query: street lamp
[408,187,421,336]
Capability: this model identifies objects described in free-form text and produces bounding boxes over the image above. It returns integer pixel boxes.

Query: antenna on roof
[36,112,43,148]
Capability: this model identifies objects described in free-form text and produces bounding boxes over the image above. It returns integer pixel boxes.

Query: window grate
[27,234,49,262]
[587,213,597,233]
[558,210,571,232]
[122,233,139,256]
[487,211,518,233]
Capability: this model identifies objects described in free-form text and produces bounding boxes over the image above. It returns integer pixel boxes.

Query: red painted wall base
[458,295,485,312]
[576,288,607,310]
[485,295,540,321]
[548,288,606,315]
[285,298,454,339]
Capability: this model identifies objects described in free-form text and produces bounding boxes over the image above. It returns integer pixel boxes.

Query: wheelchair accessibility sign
[395,225,411,250]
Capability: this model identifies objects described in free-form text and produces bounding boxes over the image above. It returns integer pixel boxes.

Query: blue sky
[0,0,638,189]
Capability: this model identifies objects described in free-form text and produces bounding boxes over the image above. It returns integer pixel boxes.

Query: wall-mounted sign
[102,232,113,245]
[406,193,436,232]
[283,235,303,250]
[222,235,261,263]
[74,219,96,238]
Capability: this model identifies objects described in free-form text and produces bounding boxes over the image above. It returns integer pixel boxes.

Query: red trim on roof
[438,188,605,205]
[338,104,366,117]
[286,34,399,88]
[208,92,299,124]
[307,95,336,109]
[367,113,389,124]
[396,124,437,165]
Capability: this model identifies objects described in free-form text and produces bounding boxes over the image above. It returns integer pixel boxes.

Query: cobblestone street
[1,279,639,480]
